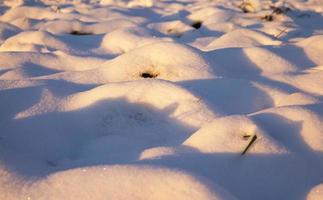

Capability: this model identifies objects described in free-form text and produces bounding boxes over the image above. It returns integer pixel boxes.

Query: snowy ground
[0,0,323,199]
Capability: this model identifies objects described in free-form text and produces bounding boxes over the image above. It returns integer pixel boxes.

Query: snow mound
[3,0,25,8]
[148,20,195,37]
[207,29,281,50]
[64,80,217,128]
[139,146,179,160]
[0,63,59,79]
[275,92,319,107]
[4,80,215,164]
[296,35,323,65]
[100,26,171,54]
[188,7,234,25]
[0,6,57,22]
[0,31,69,53]
[0,51,104,74]
[252,106,323,152]
[39,19,137,35]
[139,146,195,160]
[0,22,21,44]
[127,0,154,8]
[249,82,295,107]
[184,115,286,154]
[180,78,274,115]
[243,47,297,74]
[307,183,323,200]
[99,42,215,81]
[274,70,323,95]
[0,0,323,199]
[1,165,235,200]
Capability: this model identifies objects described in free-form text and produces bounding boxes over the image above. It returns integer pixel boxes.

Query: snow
[0,0,323,199]
[98,42,215,82]
[183,115,287,154]
[206,28,282,50]
[307,184,323,200]
[296,35,323,65]
[0,165,236,200]
[0,22,21,43]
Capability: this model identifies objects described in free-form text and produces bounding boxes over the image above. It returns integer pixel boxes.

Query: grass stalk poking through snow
[241,134,257,155]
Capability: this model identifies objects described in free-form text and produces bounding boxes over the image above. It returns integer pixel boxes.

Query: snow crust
[0,0,323,199]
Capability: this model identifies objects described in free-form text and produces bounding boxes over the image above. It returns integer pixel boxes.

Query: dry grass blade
[241,134,257,155]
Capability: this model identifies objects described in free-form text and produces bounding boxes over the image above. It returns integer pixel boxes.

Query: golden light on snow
[0,0,323,199]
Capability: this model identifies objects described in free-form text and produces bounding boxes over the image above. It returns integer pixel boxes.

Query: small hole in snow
[262,14,274,21]
[191,21,202,29]
[140,72,159,78]
[70,30,93,35]
[272,6,291,15]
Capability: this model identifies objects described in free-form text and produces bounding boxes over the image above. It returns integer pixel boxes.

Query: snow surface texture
[0,0,322,199]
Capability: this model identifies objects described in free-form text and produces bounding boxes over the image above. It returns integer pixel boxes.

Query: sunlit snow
[0,0,323,199]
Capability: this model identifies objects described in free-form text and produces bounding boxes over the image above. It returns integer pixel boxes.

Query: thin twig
[274,21,293,39]
[241,134,257,155]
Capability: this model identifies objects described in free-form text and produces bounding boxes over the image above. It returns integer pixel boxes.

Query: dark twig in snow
[243,134,251,140]
[274,22,292,39]
[241,134,257,155]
